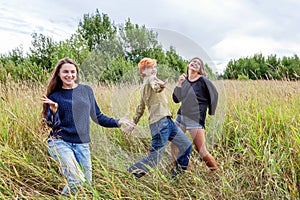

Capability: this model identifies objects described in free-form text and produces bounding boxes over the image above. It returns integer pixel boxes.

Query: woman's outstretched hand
[118,118,136,134]
[40,95,58,114]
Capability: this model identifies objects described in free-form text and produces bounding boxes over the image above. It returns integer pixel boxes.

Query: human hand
[176,74,186,87]
[154,77,168,88]
[122,126,135,134]
[40,95,58,113]
[118,118,136,134]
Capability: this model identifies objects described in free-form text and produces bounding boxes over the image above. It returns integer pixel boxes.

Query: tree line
[223,53,300,80]
[0,9,299,83]
[0,9,192,84]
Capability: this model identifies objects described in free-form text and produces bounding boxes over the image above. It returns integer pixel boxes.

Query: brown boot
[203,154,218,170]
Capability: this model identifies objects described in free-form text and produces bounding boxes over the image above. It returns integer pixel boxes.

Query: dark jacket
[203,77,218,115]
[173,76,218,116]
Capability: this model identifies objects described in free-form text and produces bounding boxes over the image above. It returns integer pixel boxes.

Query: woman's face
[58,63,77,88]
[188,58,201,74]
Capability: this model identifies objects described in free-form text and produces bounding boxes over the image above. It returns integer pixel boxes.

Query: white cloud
[0,0,299,73]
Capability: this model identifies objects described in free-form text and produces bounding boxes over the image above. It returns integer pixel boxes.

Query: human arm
[91,100,121,128]
[172,74,186,103]
[203,78,218,115]
[149,76,167,93]
[132,96,146,125]
[40,95,61,128]
[88,86,136,128]
[122,97,145,134]
[176,73,186,87]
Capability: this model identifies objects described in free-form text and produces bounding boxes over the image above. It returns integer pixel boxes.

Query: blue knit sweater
[46,84,119,143]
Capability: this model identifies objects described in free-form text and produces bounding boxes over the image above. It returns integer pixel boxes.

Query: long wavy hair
[42,58,80,118]
[186,57,206,76]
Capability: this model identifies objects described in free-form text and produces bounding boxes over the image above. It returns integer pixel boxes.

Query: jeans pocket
[150,117,168,135]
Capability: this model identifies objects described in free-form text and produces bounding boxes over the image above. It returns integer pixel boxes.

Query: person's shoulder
[49,89,62,97]
[76,84,94,96]
[78,84,93,90]
[200,75,211,83]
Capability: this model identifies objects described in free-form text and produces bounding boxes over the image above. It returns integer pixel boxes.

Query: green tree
[118,18,160,63]
[164,46,186,73]
[77,9,121,55]
[51,33,89,67]
[29,33,56,70]
[281,55,300,80]
[266,54,280,79]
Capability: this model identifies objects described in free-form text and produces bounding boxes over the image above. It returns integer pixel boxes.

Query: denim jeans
[128,117,192,175]
[48,138,92,195]
[175,114,205,129]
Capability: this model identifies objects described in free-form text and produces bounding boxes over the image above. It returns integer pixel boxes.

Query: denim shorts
[175,114,204,130]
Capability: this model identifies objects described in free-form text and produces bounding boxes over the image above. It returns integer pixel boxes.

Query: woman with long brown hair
[171,57,218,170]
[40,57,135,195]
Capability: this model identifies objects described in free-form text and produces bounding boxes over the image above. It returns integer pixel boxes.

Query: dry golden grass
[0,80,299,199]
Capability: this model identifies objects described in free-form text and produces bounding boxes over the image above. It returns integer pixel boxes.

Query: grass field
[0,80,299,199]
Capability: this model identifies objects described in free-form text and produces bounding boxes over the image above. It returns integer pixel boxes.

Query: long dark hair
[42,58,80,118]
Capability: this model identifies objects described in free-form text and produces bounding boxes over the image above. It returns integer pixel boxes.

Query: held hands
[176,73,186,87]
[40,95,58,113]
[118,118,136,134]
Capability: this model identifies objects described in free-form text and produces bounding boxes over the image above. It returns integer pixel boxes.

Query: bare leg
[189,128,217,170]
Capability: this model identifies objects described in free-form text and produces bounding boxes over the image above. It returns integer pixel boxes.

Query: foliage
[164,46,187,74]
[29,33,56,70]
[223,53,300,80]
[237,74,249,80]
[77,9,118,52]
[118,18,160,62]
[0,58,48,83]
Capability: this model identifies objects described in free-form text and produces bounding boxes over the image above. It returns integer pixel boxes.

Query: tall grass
[0,80,299,199]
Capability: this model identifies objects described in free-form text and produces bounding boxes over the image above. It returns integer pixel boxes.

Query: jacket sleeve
[204,78,218,115]
[133,95,146,125]
[172,86,182,103]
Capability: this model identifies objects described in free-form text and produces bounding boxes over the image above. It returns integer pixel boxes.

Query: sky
[1,0,300,73]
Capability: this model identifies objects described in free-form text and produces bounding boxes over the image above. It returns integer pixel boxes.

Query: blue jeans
[175,114,205,129]
[48,138,92,195]
[128,117,192,175]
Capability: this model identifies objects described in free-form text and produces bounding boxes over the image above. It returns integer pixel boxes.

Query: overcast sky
[1,0,299,73]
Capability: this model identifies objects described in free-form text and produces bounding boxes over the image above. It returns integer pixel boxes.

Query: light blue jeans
[128,117,192,175]
[48,138,92,195]
[175,114,205,129]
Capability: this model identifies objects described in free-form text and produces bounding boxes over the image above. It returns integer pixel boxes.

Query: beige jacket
[133,75,172,125]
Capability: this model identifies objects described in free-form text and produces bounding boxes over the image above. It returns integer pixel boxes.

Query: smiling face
[187,57,206,76]
[58,63,77,88]
[138,58,158,77]
[188,58,201,73]
[142,65,157,77]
